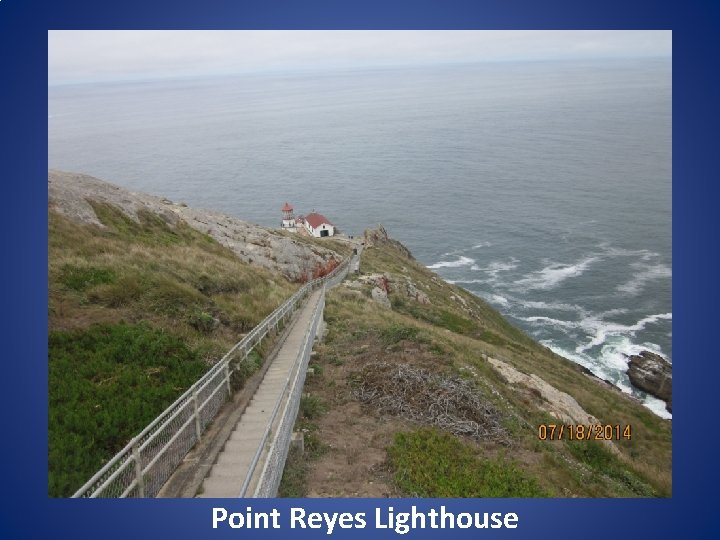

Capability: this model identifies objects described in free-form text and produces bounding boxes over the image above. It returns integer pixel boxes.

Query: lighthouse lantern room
[281,202,297,232]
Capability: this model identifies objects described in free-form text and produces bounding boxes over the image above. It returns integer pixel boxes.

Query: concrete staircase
[197,289,323,497]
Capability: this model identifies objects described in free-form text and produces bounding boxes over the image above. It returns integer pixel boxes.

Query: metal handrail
[252,290,326,496]
[72,252,354,498]
[237,287,326,497]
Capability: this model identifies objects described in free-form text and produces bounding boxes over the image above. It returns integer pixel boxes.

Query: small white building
[303,212,335,238]
[280,202,297,232]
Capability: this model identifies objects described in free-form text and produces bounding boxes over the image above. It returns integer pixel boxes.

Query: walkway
[197,289,324,497]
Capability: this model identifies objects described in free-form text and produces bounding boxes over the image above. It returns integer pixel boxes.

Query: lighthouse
[281,202,297,232]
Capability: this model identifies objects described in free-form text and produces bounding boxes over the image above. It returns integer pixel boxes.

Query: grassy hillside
[48,197,671,499]
[48,203,304,497]
[281,231,671,498]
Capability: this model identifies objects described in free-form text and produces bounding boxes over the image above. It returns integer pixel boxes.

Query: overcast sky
[48,30,671,85]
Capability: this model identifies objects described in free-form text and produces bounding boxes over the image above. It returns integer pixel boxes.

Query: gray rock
[627,350,672,412]
[364,225,414,259]
[48,170,341,282]
[404,279,430,304]
[371,287,391,309]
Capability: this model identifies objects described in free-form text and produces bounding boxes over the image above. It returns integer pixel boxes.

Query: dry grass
[49,205,298,357]
[48,203,317,496]
[351,362,510,444]
[283,233,672,498]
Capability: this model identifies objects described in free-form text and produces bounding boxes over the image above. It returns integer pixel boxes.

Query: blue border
[2,0,718,537]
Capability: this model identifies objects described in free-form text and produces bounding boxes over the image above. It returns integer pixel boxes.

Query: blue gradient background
[1,0,718,537]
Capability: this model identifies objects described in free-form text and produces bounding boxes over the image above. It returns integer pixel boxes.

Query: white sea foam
[574,312,672,354]
[616,262,672,296]
[601,244,660,261]
[513,256,598,291]
[472,241,492,249]
[449,278,490,285]
[468,259,519,283]
[520,315,579,330]
[543,341,600,374]
[489,294,509,306]
[516,298,587,314]
[544,339,672,419]
[597,308,629,318]
[485,259,518,274]
[642,396,673,419]
[427,256,475,269]
[440,241,490,258]
[441,248,465,257]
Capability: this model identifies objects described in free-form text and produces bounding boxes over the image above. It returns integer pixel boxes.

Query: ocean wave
[543,339,672,419]
[575,312,672,354]
[440,248,465,257]
[515,298,587,314]
[480,293,510,307]
[439,241,491,258]
[600,244,660,261]
[472,241,492,249]
[469,258,519,279]
[512,256,598,291]
[521,311,672,359]
[616,262,672,296]
[450,280,494,288]
[427,255,475,269]
[519,315,579,330]
[597,308,630,318]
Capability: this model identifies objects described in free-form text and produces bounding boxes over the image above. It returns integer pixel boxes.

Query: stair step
[209,462,251,480]
[225,432,264,446]
[215,449,257,466]
[199,476,243,498]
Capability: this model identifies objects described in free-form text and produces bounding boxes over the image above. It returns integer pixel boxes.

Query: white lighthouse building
[281,202,297,232]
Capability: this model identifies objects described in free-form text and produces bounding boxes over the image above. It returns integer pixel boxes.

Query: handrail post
[131,437,145,497]
[224,362,232,396]
[192,388,202,441]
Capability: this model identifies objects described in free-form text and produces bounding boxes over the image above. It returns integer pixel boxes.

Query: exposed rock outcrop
[356,272,430,306]
[364,225,414,259]
[48,170,340,282]
[627,351,672,413]
[371,287,391,309]
[488,357,599,426]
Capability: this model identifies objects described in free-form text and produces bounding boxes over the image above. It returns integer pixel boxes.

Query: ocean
[48,58,672,417]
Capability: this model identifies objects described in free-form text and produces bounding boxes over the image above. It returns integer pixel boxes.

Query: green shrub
[308,363,324,376]
[58,264,117,291]
[299,395,327,421]
[278,446,307,497]
[566,440,656,496]
[194,273,249,295]
[387,428,548,497]
[395,304,476,337]
[188,310,218,333]
[232,350,264,390]
[88,274,145,307]
[48,323,207,497]
[381,324,420,345]
[479,329,508,347]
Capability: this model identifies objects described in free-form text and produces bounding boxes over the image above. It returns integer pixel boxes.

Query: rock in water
[627,351,672,412]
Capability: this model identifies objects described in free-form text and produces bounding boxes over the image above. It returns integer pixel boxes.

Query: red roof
[304,212,333,229]
[281,202,293,212]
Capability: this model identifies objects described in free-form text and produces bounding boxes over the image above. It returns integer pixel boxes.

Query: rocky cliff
[49,170,342,282]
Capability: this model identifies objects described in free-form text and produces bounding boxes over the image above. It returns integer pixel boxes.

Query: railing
[72,253,354,498]
[239,288,326,497]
